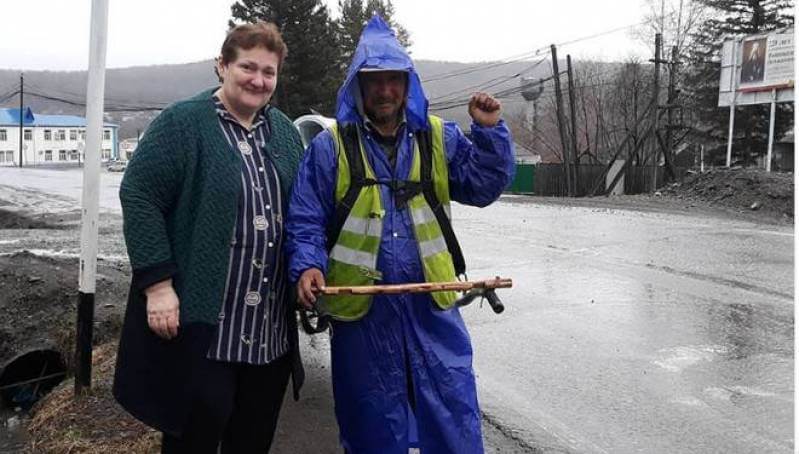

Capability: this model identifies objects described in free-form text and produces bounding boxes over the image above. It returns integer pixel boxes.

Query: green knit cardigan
[119,88,304,324]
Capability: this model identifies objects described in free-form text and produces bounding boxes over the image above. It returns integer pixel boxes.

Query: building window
[80,130,86,140]
[44,150,53,161]
[59,150,67,161]
[70,130,77,141]
[23,129,32,141]
[44,129,52,140]
[57,130,66,141]
[103,130,111,141]
[5,151,13,163]
[102,148,111,160]
[0,130,6,141]
[70,150,79,161]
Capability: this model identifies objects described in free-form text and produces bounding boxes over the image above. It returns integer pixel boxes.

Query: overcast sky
[1,0,652,71]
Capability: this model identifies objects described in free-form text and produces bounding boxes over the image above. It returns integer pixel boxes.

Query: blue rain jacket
[286,16,515,454]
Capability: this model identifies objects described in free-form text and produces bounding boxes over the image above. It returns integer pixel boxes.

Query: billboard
[718,29,794,107]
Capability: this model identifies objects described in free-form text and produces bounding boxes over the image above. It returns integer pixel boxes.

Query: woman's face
[217,46,280,116]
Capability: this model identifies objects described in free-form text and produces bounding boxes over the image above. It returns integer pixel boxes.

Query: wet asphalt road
[0,167,793,453]
[456,196,794,453]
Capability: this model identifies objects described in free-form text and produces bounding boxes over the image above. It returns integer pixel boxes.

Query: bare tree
[632,0,709,55]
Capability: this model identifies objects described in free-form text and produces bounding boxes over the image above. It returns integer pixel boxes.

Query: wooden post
[551,45,571,196]
[665,45,678,179]
[700,144,705,173]
[566,55,580,196]
[650,33,662,192]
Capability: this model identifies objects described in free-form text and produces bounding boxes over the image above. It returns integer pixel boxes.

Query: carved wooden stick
[315,277,512,296]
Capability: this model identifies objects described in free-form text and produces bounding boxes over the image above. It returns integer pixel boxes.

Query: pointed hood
[335,15,429,131]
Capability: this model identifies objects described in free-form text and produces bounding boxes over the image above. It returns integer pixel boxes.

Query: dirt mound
[662,167,793,222]
[0,251,129,367]
[0,209,62,230]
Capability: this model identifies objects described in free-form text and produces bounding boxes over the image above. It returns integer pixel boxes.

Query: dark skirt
[112,283,304,436]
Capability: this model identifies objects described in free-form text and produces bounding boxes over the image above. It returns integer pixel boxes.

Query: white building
[119,138,138,161]
[0,107,119,166]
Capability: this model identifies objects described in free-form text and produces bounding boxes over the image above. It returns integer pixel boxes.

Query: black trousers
[161,353,291,454]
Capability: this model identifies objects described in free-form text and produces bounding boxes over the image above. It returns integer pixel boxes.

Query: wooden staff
[315,277,512,296]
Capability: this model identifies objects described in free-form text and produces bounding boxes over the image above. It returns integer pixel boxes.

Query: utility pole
[18,74,23,168]
[649,33,662,192]
[665,46,676,162]
[566,55,580,196]
[75,0,109,397]
[551,44,571,196]
[663,45,679,181]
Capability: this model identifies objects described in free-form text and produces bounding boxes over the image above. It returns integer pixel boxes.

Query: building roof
[0,107,118,128]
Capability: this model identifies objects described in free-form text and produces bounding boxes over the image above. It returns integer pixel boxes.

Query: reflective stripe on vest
[323,124,384,321]
[322,116,457,321]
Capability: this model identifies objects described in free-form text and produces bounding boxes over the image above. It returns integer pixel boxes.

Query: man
[285,15,514,454]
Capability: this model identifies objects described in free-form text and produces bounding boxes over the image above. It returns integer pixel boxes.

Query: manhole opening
[0,350,67,410]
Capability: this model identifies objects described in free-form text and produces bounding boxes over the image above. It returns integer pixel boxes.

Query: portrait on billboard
[740,37,766,83]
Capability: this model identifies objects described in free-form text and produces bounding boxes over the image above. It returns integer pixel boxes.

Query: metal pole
[766,89,776,172]
[566,55,580,196]
[75,0,109,397]
[726,37,738,167]
[550,44,571,196]
[18,74,23,167]
[650,33,662,192]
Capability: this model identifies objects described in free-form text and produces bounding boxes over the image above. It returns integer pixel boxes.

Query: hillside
[0,58,569,138]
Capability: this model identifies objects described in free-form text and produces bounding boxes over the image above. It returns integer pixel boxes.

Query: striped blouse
[206,96,289,365]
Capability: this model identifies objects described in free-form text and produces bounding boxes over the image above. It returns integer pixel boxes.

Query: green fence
[507,163,535,193]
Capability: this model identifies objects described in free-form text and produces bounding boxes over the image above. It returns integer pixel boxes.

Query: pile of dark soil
[0,209,61,230]
[0,252,129,367]
[662,167,793,222]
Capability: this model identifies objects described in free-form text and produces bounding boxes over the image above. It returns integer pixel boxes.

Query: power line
[24,90,168,112]
[422,50,547,83]
[429,69,564,111]
[428,57,548,104]
[556,20,649,49]
[0,89,20,104]
[421,48,547,83]
[24,80,161,107]
[423,18,651,85]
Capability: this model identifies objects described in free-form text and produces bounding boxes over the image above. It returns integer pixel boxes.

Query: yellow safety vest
[322,115,458,320]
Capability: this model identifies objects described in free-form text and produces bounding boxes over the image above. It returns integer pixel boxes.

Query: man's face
[359,71,407,126]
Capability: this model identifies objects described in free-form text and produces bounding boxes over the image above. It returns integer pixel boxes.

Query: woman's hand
[145,279,180,339]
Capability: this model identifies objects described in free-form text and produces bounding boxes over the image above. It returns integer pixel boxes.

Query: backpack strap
[326,123,376,252]
[416,128,467,276]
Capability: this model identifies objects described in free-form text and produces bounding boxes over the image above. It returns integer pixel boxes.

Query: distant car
[106,161,127,172]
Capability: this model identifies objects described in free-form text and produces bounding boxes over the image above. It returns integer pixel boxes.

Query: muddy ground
[0,166,792,453]
[0,206,531,453]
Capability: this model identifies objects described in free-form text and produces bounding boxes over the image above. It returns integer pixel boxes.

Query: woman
[113,21,304,453]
